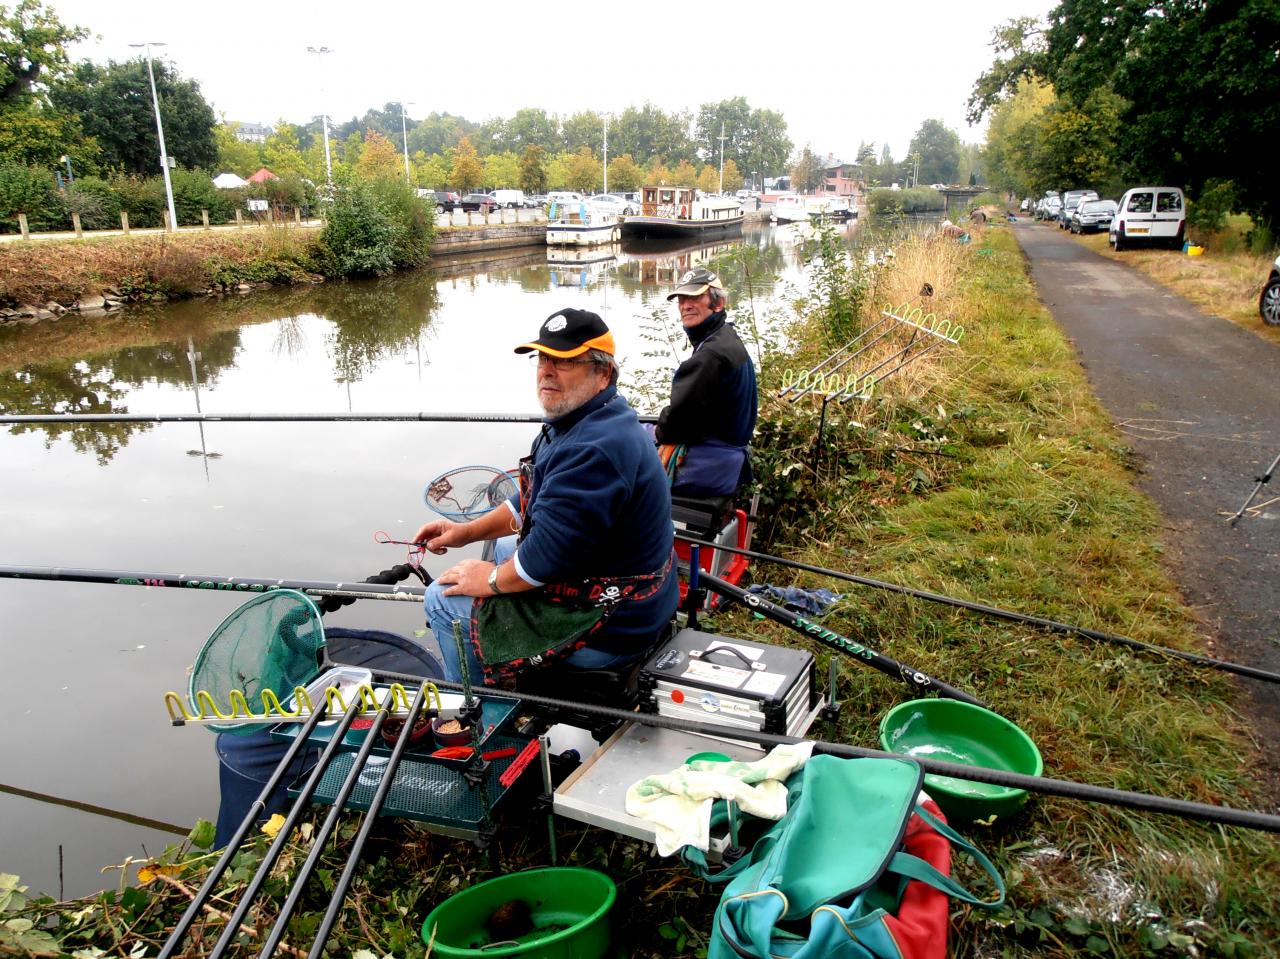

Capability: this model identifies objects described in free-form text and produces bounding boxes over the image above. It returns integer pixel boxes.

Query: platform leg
[540,734,558,865]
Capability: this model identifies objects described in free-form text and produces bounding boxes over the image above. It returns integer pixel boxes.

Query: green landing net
[187,589,326,736]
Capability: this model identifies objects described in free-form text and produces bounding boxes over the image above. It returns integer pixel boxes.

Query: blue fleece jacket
[513,385,678,655]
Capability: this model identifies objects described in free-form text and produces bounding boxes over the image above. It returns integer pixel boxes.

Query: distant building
[818,154,861,197]
[233,122,273,143]
[247,168,279,183]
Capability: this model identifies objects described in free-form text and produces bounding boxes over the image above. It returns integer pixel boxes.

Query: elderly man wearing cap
[414,308,678,686]
[655,268,758,497]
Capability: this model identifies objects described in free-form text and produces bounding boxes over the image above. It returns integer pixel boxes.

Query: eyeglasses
[528,353,595,372]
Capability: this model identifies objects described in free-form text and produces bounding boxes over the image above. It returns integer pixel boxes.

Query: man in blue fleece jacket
[414,309,678,684]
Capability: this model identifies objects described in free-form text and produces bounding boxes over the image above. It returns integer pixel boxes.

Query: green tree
[407,112,475,155]
[0,0,87,107]
[502,107,559,153]
[356,129,403,180]
[907,119,962,185]
[417,152,449,190]
[483,150,520,189]
[449,135,483,193]
[49,58,217,174]
[970,2,1280,231]
[340,130,363,170]
[696,164,718,194]
[561,110,604,153]
[645,158,671,186]
[213,122,263,176]
[262,122,307,178]
[0,103,96,169]
[606,152,643,192]
[693,98,792,180]
[611,103,695,165]
[790,146,825,193]
[722,158,744,193]
[565,145,600,193]
[519,144,547,194]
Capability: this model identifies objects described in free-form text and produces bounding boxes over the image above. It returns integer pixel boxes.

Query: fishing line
[372,531,426,572]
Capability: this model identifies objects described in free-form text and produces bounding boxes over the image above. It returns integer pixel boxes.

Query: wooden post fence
[72,213,83,238]
[201,210,210,230]
[18,213,29,240]
[121,211,130,235]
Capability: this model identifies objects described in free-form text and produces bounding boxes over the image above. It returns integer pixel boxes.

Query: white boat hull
[546,221,621,246]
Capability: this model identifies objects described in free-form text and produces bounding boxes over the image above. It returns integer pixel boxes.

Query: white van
[1109,186,1186,251]
[491,189,526,209]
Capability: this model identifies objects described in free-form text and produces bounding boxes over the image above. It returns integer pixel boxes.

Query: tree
[565,145,600,193]
[694,97,792,180]
[408,112,474,156]
[0,0,87,107]
[449,135,483,193]
[971,3,1280,231]
[696,164,718,194]
[790,146,825,193]
[340,130,363,170]
[611,102,694,165]
[483,150,520,189]
[0,103,96,169]
[670,159,698,187]
[502,107,559,153]
[519,144,547,194]
[721,158,743,193]
[262,122,307,179]
[645,158,670,186]
[49,58,217,174]
[355,129,403,179]
[214,122,263,176]
[561,110,604,153]
[907,119,962,185]
[606,152,643,192]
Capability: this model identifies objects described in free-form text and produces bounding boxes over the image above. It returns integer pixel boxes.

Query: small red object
[499,739,542,787]
[671,689,685,704]
[351,718,375,730]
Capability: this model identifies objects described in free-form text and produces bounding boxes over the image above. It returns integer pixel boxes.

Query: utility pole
[718,122,727,194]
[602,114,609,194]
[129,42,178,232]
[400,101,415,184]
[306,46,334,189]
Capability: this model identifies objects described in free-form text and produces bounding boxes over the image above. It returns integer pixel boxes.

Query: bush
[866,187,946,216]
[62,176,122,230]
[111,175,167,229]
[367,174,435,270]
[316,175,397,277]
[1187,179,1235,236]
[170,168,234,225]
[0,162,62,232]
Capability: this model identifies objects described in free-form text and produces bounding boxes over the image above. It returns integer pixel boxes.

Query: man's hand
[436,559,495,598]
[414,519,468,554]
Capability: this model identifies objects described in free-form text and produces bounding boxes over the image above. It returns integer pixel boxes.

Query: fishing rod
[158,701,332,958]
[675,535,1280,686]
[1228,449,1280,526]
[697,569,985,707]
[0,410,659,425]
[367,669,1280,836]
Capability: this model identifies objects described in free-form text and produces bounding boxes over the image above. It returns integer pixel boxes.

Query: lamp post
[399,101,415,184]
[306,46,334,189]
[602,114,609,194]
[128,42,178,232]
[59,155,74,184]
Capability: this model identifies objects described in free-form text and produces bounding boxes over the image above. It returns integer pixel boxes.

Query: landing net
[187,589,326,736]
[424,465,518,521]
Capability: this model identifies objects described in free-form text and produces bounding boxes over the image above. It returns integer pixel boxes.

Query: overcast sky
[46,0,1056,163]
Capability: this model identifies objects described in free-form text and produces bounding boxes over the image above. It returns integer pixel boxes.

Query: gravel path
[1013,221,1279,803]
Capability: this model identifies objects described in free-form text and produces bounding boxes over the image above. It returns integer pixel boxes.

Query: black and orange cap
[514,308,615,358]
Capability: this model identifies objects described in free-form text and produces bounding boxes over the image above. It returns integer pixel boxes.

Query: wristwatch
[487,565,504,595]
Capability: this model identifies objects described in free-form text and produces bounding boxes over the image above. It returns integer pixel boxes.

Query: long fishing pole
[1228,449,1280,526]
[365,669,1280,835]
[676,536,1280,685]
[698,570,985,707]
[0,410,658,425]
[158,702,331,959]
[259,684,427,959]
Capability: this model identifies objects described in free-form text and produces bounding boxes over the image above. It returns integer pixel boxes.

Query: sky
[44,0,1057,163]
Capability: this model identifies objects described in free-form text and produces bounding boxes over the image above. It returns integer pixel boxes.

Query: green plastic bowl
[879,699,1042,824]
[421,867,616,958]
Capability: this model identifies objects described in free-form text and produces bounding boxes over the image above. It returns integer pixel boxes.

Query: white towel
[624,741,814,856]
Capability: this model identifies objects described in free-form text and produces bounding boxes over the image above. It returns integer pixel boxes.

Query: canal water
[0,217,909,897]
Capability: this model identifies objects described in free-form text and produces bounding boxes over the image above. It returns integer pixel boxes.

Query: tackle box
[637,628,819,738]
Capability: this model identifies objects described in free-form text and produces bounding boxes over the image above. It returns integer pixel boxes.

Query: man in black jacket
[654,268,758,497]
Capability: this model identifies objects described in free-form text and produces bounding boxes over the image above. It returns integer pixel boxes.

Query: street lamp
[602,113,609,194]
[306,46,334,189]
[128,42,178,232]
[59,155,74,184]
[399,100,415,184]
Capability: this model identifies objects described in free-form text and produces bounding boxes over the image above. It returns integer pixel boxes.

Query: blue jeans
[423,535,641,684]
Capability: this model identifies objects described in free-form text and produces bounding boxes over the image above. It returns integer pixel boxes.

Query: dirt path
[1012,221,1279,804]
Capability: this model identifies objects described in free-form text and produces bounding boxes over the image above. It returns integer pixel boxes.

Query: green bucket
[421,867,616,958]
[879,699,1042,824]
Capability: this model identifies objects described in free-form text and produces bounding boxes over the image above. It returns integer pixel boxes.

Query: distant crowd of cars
[1024,186,1187,252]
[418,189,643,215]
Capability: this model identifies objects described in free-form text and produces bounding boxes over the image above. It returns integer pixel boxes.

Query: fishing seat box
[637,628,819,739]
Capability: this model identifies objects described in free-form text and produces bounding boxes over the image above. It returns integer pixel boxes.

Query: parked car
[491,189,526,209]
[1058,190,1099,229]
[460,193,498,213]
[1037,196,1062,222]
[1069,199,1118,234]
[587,193,636,216]
[1109,186,1186,251]
[1261,254,1280,326]
[429,190,460,211]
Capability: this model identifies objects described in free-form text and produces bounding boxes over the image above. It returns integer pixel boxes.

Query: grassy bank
[5,224,1276,958]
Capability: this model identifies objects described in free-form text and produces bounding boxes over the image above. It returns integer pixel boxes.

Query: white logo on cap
[680,271,696,284]
[546,317,568,332]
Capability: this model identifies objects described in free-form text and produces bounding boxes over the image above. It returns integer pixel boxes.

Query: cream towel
[624,741,814,856]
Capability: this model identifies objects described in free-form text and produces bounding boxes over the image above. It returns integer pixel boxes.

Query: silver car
[587,194,636,216]
[1070,199,1118,234]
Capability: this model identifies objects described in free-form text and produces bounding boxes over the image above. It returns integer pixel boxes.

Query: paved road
[1013,222,1279,794]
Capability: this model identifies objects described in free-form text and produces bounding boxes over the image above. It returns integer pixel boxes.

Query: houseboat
[772,194,856,224]
[546,196,621,247]
[620,186,744,240]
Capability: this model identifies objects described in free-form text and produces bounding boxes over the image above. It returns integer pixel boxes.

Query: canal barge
[620,186,744,240]
[545,198,621,247]
[772,193,856,224]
